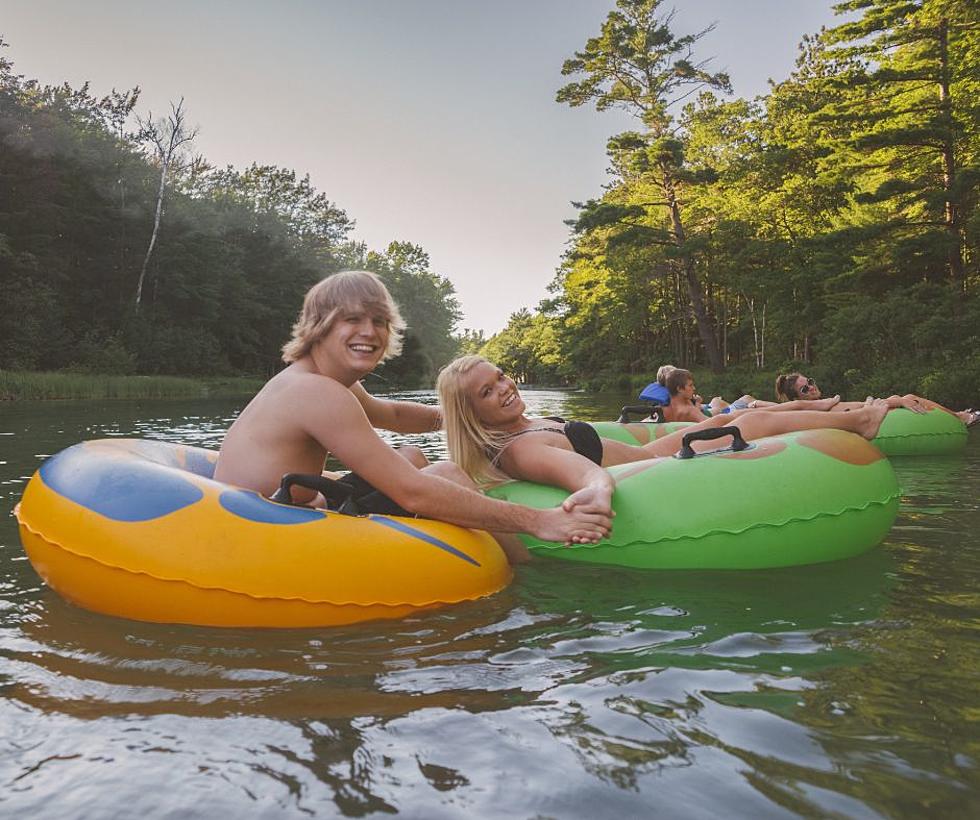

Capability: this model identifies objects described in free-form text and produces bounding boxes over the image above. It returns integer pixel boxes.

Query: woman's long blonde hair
[436,355,513,487]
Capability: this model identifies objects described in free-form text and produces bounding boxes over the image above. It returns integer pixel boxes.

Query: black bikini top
[487,417,603,466]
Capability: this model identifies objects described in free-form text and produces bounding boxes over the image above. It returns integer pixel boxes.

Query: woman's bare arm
[499,437,616,518]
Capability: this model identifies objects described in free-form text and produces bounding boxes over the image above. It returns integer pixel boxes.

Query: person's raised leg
[633,413,734,459]
[631,399,890,459]
[393,445,429,469]
[899,393,974,424]
[714,399,890,446]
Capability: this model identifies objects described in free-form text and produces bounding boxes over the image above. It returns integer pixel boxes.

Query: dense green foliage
[0,40,463,387]
[3,3,978,406]
[481,0,979,405]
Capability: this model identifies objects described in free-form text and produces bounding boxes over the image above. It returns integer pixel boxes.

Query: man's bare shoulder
[273,367,349,396]
[232,367,355,430]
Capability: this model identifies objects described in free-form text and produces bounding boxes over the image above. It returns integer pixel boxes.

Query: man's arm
[300,384,610,542]
[350,381,442,433]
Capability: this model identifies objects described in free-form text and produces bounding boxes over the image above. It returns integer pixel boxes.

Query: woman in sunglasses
[775,372,978,426]
[658,367,840,421]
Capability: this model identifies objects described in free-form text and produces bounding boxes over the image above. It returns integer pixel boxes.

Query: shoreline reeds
[0,370,263,401]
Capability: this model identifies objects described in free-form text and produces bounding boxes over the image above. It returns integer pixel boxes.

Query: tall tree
[821,0,980,283]
[558,0,732,370]
[134,97,197,307]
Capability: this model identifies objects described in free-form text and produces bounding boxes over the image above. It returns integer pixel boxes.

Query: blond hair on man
[281,270,406,363]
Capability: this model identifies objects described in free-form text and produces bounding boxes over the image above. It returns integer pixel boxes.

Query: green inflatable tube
[593,407,967,456]
[486,428,900,570]
[868,408,967,455]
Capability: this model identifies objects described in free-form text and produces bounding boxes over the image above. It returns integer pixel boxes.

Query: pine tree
[822,0,980,282]
[558,0,732,371]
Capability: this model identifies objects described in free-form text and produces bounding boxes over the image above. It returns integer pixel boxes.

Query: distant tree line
[480,0,979,405]
[0,38,463,387]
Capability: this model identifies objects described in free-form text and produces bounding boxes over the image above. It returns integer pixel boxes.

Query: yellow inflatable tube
[15,439,511,628]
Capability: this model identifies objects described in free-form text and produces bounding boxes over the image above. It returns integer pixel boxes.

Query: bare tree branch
[134,97,198,308]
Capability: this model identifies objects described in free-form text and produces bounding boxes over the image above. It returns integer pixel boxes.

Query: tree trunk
[135,155,169,307]
[134,99,197,309]
[760,301,766,369]
[745,295,768,368]
[937,19,963,281]
[662,172,724,372]
[722,291,728,366]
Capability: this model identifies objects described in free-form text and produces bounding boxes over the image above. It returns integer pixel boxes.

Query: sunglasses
[799,378,816,395]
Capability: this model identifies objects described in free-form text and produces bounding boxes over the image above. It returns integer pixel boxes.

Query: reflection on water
[1,393,978,817]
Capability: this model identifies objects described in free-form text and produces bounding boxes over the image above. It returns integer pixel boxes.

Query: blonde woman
[436,356,891,518]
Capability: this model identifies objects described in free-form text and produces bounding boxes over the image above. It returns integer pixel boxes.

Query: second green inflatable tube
[487,428,900,570]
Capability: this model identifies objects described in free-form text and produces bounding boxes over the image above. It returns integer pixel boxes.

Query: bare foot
[857,398,890,439]
[957,409,980,428]
[812,395,841,411]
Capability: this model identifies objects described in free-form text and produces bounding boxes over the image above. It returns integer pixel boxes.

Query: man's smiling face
[321,304,390,378]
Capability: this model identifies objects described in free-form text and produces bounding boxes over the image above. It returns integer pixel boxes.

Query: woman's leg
[394,445,429,468]
[626,399,890,459]
[899,394,973,424]
[711,401,889,448]
[726,396,840,413]
[709,396,730,414]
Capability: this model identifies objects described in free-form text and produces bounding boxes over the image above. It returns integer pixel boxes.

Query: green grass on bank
[0,370,264,401]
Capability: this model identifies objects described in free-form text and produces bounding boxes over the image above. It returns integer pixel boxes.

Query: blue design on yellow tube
[371,516,481,566]
[39,444,203,522]
[219,489,326,524]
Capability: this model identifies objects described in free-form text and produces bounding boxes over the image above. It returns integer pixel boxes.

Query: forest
[484,0,979,405]
[0,38,460,387]
[1,0,978,403]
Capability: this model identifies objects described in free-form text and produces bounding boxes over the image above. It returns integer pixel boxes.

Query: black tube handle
[270,472,355,509]
[675,426,749,460]
[616,404,664,423]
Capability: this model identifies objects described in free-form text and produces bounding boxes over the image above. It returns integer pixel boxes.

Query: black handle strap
[270,473,359,514]
[675,426,750,460]
[616,404,664,423]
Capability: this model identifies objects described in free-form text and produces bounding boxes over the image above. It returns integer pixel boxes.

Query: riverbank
[576,367,779,403]
[588,364,974,410]
[0,370,263,401]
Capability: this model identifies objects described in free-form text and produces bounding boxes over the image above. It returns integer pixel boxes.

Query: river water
[1,392,978,819]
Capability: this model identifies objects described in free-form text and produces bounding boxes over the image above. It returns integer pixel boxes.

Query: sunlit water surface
[1,391,978,818]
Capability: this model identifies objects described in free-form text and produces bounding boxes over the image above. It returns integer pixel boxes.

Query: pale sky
[2,1,839,334]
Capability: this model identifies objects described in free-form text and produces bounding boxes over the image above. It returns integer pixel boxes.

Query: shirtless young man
[214,271,612,562]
